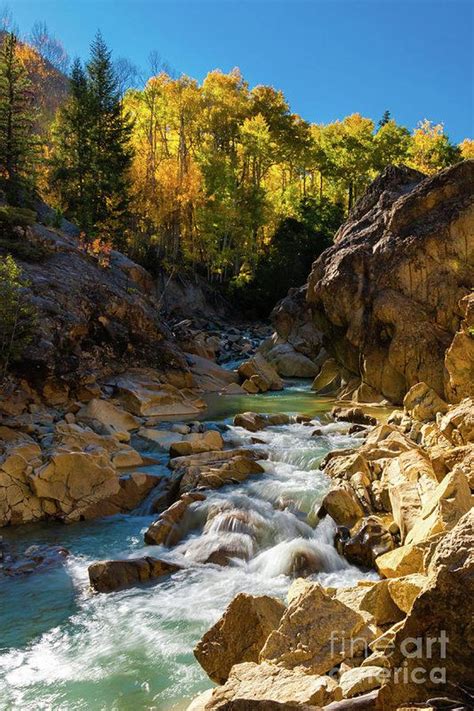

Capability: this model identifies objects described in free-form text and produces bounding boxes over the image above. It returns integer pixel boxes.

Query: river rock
[403,467,471,546]
[377,510,474,709]
[343,517,395,568]
[260,582,365,674]
[238,354,283,392]
[263,342,319,378]
[233,412,290,432]
[77,398,141,439]
[169,430,224,458]
[0,440,44,525]
[403,382,449,423]
[386,573,426,614]
[311,357,341,394]
[358,579,404,626]
[194,593,285,684]
[88,556,181,593]
[331,407,377,427]
[108,369,202,417]
[339,666,385,698]
[29,447,119,521]
[202,661,341,708]
[144,492,206,546]
[321,484,366,528]
[171,448,266,493]
[80,472,159,518]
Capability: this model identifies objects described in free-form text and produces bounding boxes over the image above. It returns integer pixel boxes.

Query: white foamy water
[0,399,376,711]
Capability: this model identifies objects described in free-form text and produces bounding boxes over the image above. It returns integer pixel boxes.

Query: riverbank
[0,383,377,709]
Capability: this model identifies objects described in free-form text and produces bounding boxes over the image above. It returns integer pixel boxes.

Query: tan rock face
[194,593,285,684]
[260,583,365,674]
[263,342,319,378]
[203,662,341,709]
[273,162,474,404]
[88,557,180,593]
[386,574,426,614]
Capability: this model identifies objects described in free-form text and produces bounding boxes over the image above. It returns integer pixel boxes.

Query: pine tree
[0,33,39,204]
[51,58,94,227]
[0,254,36,378]
[378,110,391,128]
[51,32,133,245]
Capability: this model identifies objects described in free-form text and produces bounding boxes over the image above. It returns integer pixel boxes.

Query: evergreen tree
[51,32,133,245]
[0,33,39,203]
[378,110,391,128]
[51,58,93,227]
[0,254,36,379]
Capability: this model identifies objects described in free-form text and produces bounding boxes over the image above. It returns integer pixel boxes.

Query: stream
[0,381,378,711]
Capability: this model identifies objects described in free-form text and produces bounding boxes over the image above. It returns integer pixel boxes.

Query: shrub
[0,254,37,378]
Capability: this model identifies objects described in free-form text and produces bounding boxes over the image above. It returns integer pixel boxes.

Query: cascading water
[0,385,377,711]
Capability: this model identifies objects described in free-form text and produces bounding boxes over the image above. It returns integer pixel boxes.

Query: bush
[0,206,36,227]
[0,255,37,378]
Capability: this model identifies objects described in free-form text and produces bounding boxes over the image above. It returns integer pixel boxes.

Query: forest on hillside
[1,13,473,313]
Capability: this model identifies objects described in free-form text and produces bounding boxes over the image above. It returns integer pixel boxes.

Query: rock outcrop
[272,162,474,404]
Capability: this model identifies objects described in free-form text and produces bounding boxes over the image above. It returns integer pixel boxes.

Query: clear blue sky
[10,0,474,142]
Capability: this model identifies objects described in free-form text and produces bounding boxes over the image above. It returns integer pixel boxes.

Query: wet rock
[233,412,289,432]
[201,661,341,708]
[80,472,159,518]
[169,430,224,458]
[144,492,206,546]
[0,542,70,577]
[331,407,377,427]
[88,556,181,593]
[343,517,395,568]
[194,593,285,684]
[171,447,266,494]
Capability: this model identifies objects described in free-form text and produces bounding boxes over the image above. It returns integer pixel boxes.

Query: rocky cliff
[272,161,474,405]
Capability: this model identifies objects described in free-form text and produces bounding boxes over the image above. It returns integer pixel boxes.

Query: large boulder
[201,662,340,709]
[238,354,284,393]
[77,398,141,437]
[273,162,474,404]
[377,510,474,709]
[108,369,202,417]
[263,342,319,378]
[0,440,43,525]
[88,556,181,593]
[260,582,366,674]
[29,447,119,521]
[194,593,285,684]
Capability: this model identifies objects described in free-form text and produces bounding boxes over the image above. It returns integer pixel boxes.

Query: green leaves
[0,254,36,377]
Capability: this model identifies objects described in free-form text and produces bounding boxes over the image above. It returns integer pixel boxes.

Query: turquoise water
[0,382,374,711]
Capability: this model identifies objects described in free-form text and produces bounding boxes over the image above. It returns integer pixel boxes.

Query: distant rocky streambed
[0,383,376,710]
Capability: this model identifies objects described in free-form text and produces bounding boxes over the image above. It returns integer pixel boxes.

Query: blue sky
[10,0,474,142]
